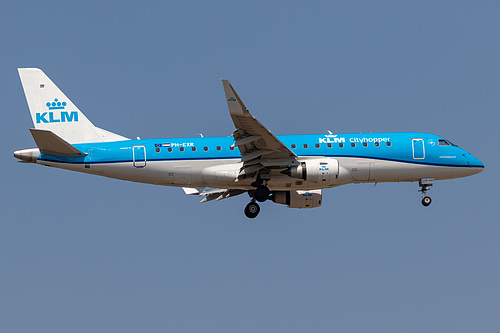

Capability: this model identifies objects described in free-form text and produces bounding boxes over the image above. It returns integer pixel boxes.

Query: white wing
[221,80,297,177]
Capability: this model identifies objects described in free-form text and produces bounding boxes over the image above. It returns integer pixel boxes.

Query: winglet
[29,128,87,157]
[221,80,250,116]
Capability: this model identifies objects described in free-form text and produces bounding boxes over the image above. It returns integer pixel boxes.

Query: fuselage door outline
[133,145,146,168]
[412,138,425,160]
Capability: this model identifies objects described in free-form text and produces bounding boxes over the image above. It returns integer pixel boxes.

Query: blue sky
[1,1,499,332]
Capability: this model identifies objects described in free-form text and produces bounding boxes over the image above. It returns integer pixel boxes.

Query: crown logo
[46,98,67,110]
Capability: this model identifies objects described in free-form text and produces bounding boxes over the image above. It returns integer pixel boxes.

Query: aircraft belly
[86,162,151,183]
[37,156,478,190]
[335,157,478,183]
[146,160,212,186]
[374,161,474,182]
[147,159,241,187]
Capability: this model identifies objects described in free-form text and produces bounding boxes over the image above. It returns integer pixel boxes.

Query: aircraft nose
[466,152,484,174]
[468,154,484,168]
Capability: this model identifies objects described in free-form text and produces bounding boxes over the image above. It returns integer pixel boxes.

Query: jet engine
[285,158,339,183]
[272,190,322,208]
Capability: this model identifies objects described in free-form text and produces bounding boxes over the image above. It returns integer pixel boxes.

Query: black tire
[422,196,432,207]
[244,202,260,218]
[254,185,270,202]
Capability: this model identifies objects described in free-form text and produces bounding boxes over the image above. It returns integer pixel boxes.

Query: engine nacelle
[272,190,322,208]
[288,158,339,183]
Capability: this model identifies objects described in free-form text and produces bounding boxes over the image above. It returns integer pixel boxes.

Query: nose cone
[467,153,484,175]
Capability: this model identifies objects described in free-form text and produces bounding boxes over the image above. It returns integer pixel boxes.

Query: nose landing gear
[421,196,432,206]
[419,178,434,207]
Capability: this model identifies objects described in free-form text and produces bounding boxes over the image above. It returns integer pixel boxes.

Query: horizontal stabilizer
[29,128,87,157]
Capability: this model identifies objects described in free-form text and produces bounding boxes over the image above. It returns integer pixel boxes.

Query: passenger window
[291,144,296,149]
[216,146,221,151]
[180,147,184,152]
[315,143,320,148]
[303,144,308,149]
[339,143,344,148]
[362,142,368,147]
[375,142,380,147]
[229,146,235,150]
[438,139,450,146]
[155,148,160,153]
[192,147,196,151]
[351,143,356,147]
[167,148,172,152]
[327,143,332,148]
[203,146,208,151]
[386,142,391,147]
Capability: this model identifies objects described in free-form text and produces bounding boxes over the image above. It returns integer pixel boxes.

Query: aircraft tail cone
[14,148,40,163]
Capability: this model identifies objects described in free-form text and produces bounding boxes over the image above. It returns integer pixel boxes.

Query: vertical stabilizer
[18,68,128,144]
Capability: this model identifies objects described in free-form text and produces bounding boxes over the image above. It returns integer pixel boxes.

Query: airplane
[14,68,484,218]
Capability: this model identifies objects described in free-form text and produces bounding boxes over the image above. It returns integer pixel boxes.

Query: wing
[221,80,296,177]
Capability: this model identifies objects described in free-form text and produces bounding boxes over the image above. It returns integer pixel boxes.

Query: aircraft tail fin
[29,128,87,157]
[18,68,128,144]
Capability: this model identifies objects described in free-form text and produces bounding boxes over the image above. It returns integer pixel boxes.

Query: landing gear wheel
[244,202,260,218]
[422,196,432,207]
[254,185,270,202]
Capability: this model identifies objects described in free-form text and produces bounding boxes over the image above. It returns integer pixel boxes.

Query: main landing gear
[245,201,260,218]
[419,178,434,207]
[244,185,271,218]
[254,185,270,202]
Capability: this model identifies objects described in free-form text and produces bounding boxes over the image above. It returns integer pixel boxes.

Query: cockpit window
[438,139,459,147]
[438,139,450,146]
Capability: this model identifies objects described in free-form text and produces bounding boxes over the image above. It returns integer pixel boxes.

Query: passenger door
[412,139,425,160]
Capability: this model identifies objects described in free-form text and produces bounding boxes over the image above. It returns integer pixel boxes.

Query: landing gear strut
[419,178,434,207]
[244,201,260,218]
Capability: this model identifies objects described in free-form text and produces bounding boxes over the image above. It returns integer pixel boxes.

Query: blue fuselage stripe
[37,132,484,169]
